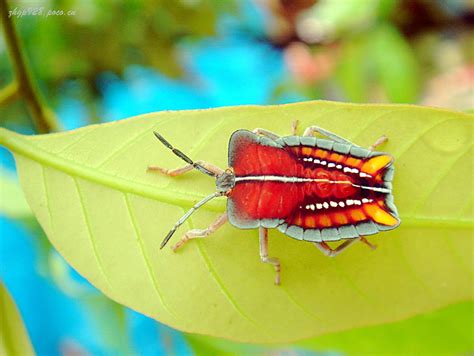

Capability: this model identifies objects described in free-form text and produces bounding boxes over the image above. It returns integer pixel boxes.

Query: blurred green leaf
[302,0,379,36]
[82,295,131,354]
[186,301,474,354]
[12,0,227,81]
[336,35,370,102]
[0,101,472,343]
[376,0,398,19]
[0,283,35,356]
[336,24,420,104]
[298,301,474,354]
[369,24,420,103]
[0,168,32,219]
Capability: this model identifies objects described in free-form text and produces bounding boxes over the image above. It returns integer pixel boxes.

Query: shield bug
[148,123,400,285]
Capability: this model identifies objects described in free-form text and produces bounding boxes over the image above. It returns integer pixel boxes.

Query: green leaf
[368,24,420,103]
[336,35,370,102]
[186,301,474,354]
[0,169,32,219]
[0,101,472,343]
[336,24,420,104]
[0,283,35,356]
[297,301,474,354]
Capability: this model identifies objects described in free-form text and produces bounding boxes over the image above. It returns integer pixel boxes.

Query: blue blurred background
[0,0,473,354]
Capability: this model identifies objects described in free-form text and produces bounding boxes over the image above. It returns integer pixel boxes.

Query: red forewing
[227,130,399,231]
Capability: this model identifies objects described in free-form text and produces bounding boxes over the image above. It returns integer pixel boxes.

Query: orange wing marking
[361,155,393,175]
[363,203,399,226]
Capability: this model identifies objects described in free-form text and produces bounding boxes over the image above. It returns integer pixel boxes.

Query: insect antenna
[153,131,216,177]
[160,192,223,249]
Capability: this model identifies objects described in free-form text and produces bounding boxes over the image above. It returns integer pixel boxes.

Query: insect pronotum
[148,122,400,285]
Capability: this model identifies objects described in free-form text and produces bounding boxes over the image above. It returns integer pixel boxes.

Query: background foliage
[0,0,473,354]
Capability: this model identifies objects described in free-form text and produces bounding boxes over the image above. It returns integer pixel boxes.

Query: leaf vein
[391,118,451,160]
[459,197,473,216]
[280,285,323,322]
[188,117,228,156]
[40,165,53,232]
[331,258,380,306]
[123,193,177,318]
[411,144,473,214]
[2,119,472,228]
[444,236,473,278]
[73,177,113,289]
[394,236,439,300]
[195,240,260,328]
[185,211,260,329]
[350,108,413,145]
[95,120,162,169]
[54,126,95,155]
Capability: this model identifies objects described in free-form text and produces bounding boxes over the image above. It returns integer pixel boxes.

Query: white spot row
[301,157,372,178]
[302,198,373,211]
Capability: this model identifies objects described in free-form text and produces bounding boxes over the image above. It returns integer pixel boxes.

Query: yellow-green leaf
[186,301,474,354]
[0,101,472,343]
[0,283,35,356]
[0,169,32,219]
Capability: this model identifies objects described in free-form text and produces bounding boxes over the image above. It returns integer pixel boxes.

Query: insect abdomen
[227,130,400,239]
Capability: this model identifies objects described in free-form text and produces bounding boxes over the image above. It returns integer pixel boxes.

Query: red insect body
[228,131,399,234]
[230,141,299,219]
[153,126,401,284]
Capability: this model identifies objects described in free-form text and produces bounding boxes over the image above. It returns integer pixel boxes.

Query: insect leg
[259,227,281,285]
[152,132,220,177]
[291,120,299,135]
[252,128,280,140]
[147,164,193,176]
[359,236,377,250]
[313,237,368,257]
[172,213,228,252]
[148,160,224,177]
[303,126,354,144]
[368,135,388,151]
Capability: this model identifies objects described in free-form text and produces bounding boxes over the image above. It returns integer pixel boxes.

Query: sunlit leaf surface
[186,301,474,354]
[1,101,472,342]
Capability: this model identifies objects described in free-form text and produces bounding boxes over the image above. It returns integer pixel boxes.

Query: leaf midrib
[0,128,472,228]
[0,128,226,211]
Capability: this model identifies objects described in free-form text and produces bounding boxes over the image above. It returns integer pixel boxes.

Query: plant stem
[0,0,60,133]
[0,81,19,106]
